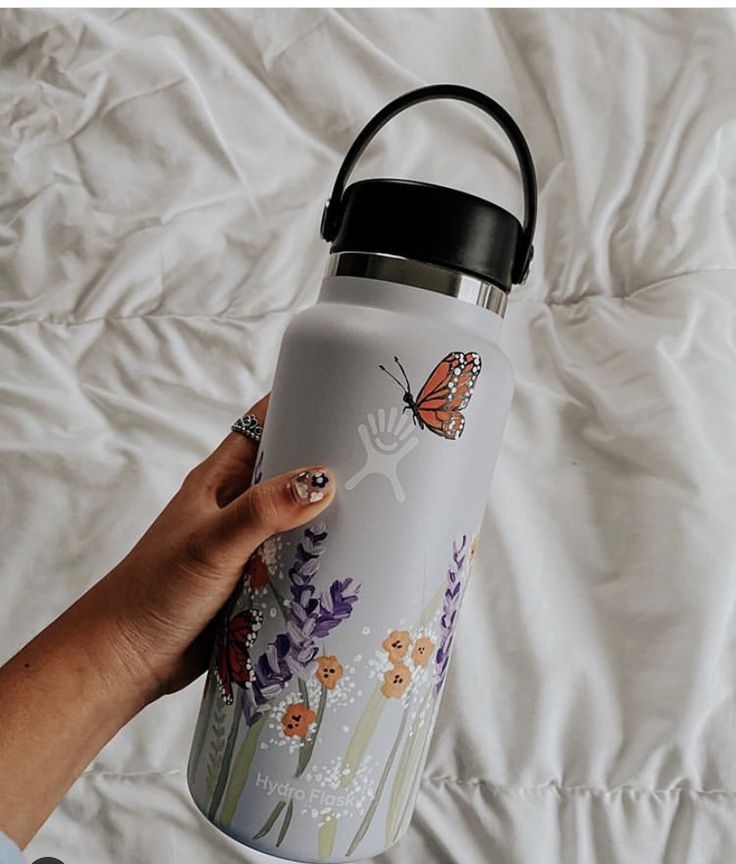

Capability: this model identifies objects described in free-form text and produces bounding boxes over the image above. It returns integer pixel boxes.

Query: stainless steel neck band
[325,251,509,317]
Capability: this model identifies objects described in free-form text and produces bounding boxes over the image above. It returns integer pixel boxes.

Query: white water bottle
[187,84,537,862]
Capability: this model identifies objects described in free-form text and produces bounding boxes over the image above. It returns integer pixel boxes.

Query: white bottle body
[187,273,514,861]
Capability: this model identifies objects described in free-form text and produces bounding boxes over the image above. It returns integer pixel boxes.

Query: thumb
[212,466,335,562]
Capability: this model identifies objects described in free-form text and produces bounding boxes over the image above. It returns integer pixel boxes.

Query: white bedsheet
[2,8,736,863]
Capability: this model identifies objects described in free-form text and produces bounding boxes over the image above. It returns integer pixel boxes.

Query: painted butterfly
[213,606,263,704]
[380,351,482,440]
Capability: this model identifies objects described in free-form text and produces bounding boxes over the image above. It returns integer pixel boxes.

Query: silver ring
[231,413,263,442]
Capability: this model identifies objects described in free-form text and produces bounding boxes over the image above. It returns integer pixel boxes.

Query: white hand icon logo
[345,406,418,503]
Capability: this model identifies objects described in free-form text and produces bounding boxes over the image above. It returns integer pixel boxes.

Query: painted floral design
[434,535,467,694]
[316,655,344,690]
[241,525,360,726]
[243,546,271,589]
[382,630,410,662]
[381,663,412,698]
[343,531,476,858]
[411,636,434,667]
[206,519,361,829]
[281,702,317,738]
[203,513,481,857]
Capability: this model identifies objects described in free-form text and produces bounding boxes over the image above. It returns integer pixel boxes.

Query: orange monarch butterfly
[213,606,263,704]
[380,351,482,440]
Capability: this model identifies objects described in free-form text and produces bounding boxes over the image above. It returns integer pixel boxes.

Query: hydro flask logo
[345,407,418,503]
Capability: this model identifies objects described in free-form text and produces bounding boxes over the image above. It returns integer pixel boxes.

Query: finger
[212,466,335,562]
[198,394,270,507]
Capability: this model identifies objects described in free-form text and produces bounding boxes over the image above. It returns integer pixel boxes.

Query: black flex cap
[321,84,537,293]
[329,178,522,291]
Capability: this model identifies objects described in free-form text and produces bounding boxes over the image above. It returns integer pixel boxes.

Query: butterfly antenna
[379,363,406,391]
[393,356,412,390]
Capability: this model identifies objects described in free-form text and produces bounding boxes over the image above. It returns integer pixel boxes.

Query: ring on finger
[231,413,263,442]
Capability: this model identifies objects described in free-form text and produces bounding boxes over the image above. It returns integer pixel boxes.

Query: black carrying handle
[321,84,538,284]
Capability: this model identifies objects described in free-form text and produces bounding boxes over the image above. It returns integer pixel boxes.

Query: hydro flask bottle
[187,84,537,862]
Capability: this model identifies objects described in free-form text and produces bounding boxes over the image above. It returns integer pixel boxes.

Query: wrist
[72,568,168,708]
[60,585,155,717]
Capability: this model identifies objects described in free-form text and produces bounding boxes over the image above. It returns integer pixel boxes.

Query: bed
[2,8,735,863]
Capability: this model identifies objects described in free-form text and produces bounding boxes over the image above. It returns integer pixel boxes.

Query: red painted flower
[244,546,270,589]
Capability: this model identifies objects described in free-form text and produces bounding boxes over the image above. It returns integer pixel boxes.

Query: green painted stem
[270,579,310,712]
[219,713,268,826]
[298,677,311,712]
[295,684,327,778]
[346,707,409,858]
[253,800,286,840]
[395,698,440,840]
[207,704,241,822]
[269,579,290,622]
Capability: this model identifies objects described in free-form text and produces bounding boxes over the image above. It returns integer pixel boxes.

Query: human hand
[83,394,335,703]
[0,393,337,847]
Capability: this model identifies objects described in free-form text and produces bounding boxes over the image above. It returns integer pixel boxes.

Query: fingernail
[292,468,331,504]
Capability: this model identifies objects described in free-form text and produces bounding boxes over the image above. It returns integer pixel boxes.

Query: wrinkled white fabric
[0,832,24,864]
[1,8,736,864]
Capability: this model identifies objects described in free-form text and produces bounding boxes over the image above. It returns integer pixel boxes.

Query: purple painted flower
[314,578,361,638]
[241,523,360,726]
[434,535,468,694]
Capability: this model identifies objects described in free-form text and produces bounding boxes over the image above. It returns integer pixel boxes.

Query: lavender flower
[434,535,468,694]
[284,525,328,678]
[240,523,360,726]
[314,578,361,637]
[242,633,292,724]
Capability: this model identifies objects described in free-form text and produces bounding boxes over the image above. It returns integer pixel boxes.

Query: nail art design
[293,469,330,504]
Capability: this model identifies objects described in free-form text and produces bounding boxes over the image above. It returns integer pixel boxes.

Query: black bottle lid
[330,178,522,291]
[321,84,537,292]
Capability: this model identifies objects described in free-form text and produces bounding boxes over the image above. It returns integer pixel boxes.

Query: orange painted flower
[316,655,344,690]
[382,630,410,662]
[411,636,435,667]
[281,702,317,738]
[381,663,412,698]
[244,547,270,589]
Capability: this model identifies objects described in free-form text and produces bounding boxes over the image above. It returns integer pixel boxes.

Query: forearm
[0,577,149,848]
[0,401,331,849]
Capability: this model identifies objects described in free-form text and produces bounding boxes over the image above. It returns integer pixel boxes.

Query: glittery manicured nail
[292,468,331,504]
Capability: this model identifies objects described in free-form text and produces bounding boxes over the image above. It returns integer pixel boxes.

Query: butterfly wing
[213,613,234,704]
[415,352,482,439]
[214,608,263,703]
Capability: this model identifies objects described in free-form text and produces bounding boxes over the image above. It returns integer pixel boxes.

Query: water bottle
[187,83,537,862]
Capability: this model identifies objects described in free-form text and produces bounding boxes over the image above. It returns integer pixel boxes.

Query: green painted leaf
[219,713,268,826]
[276,799,294,847]
[385,692,434,845]
[419,583,445,628]
[340,685,385,788]
[338,580,445,793]
[394,698,441,841]
[318,810,338,860]
[346,707,409,857]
